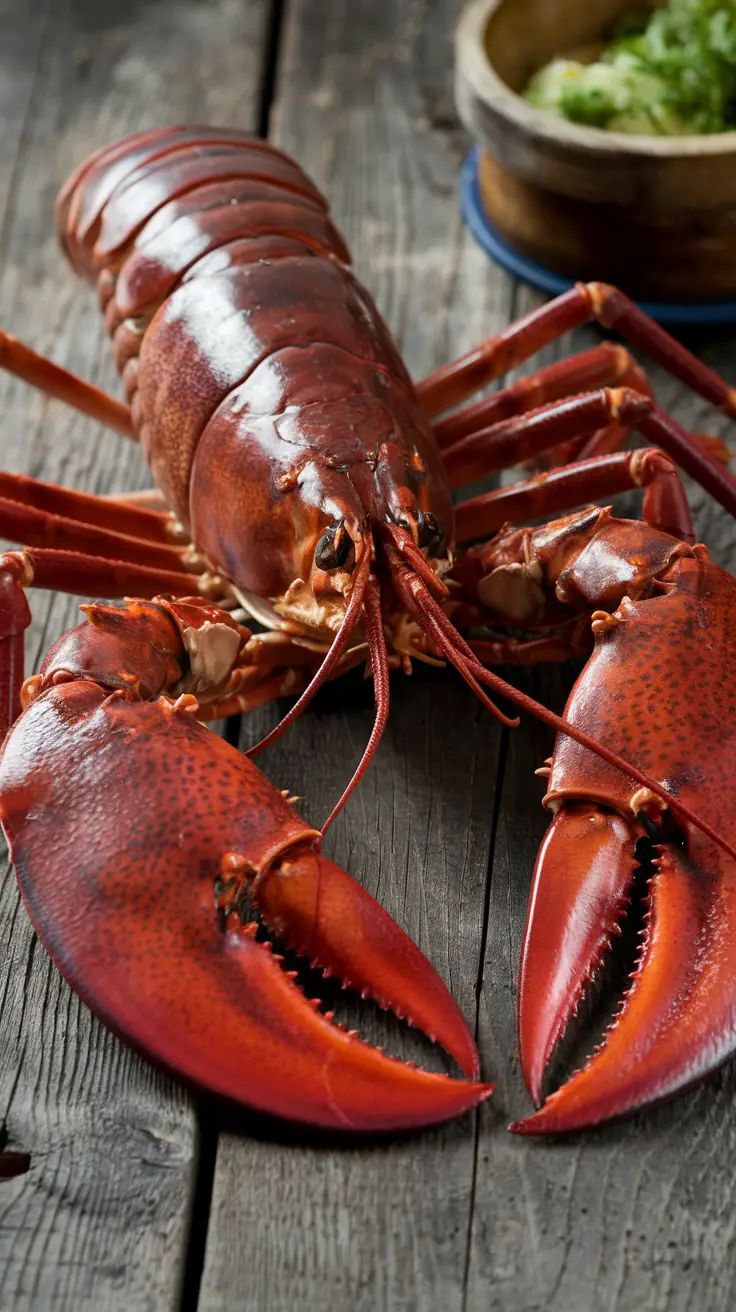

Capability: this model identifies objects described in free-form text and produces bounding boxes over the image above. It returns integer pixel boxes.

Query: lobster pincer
[511,550,736,1134]
[450,476,736,1133]
[0,561,489,1131]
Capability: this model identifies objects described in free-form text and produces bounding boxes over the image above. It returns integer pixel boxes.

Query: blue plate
[460,148,736,328]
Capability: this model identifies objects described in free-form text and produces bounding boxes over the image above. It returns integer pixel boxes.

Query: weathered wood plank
[199,1,513,1308]
[0,2,270,1308]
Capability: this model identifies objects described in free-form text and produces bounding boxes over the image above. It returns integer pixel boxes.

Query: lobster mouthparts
[0,682,490,1131]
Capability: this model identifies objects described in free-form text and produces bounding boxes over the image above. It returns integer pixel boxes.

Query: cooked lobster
[0,125,735,1133]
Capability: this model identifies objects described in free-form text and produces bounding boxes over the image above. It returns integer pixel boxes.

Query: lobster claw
[509,558,736,1133]
[0,682,489,1131]
[513,803,736,1134]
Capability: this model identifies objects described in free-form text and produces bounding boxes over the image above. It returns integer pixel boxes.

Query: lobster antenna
[397,555,736,867]
[410,592,519,728]
[389,527,449,601]
[320,575,390,835]
[247,549,371,758]
[384,538,519,727]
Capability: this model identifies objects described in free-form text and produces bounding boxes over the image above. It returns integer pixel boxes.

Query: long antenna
[247,550,371,758]
[320,575,390,835]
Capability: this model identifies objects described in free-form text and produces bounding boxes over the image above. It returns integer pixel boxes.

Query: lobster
[0,125,735,1134]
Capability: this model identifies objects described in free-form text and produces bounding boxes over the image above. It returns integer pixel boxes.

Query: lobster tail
[56,126,330,281]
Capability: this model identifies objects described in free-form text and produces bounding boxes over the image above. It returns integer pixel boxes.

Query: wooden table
[1,2,735,1309]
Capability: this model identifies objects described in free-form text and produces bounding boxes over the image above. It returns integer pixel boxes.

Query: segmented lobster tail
[55,125,350,453]
[56,126,338,286]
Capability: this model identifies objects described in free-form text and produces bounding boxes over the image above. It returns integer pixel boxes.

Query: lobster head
[265,430,453,638]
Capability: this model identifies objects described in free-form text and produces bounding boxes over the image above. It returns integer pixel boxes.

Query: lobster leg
[466,632,590,667]
[432,342,651,457]
[430,342,730,470]
[0,330,134,437]
[442,388,653,487]
[103,488,171,511]
[443,387,736,523]
[0,538,347,731]
[2,545,203,600]
[0,554,32,728]
[199,670,311,720]
[444,387,736,540]
[0,489,197,574]
[196,632,339,721]
[455,447,695,544]
[636,404,736,516]
[417,282,736,421]
[0,470,176,542]
[6,556,323,728]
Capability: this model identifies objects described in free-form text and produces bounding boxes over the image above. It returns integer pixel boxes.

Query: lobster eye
[314,522,354,572]
[417,510,445,555]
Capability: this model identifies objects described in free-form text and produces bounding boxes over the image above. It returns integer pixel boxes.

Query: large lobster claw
[515,808,736,1134]
[512,557,736,1134]
[0,681,490,1131]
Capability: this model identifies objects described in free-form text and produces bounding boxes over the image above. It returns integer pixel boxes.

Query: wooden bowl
[455,0,736,302]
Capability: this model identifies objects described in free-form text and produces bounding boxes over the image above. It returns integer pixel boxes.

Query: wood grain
[0,2,269,1309]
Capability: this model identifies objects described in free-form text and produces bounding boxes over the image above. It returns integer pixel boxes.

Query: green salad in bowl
[524,0,736,134]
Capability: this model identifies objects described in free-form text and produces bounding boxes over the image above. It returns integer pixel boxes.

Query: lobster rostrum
[0,126,736,1132]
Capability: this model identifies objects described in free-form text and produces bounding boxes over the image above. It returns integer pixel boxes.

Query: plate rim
[460,148,736,328]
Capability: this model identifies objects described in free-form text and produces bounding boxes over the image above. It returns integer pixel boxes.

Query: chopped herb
[524,0,736,135]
